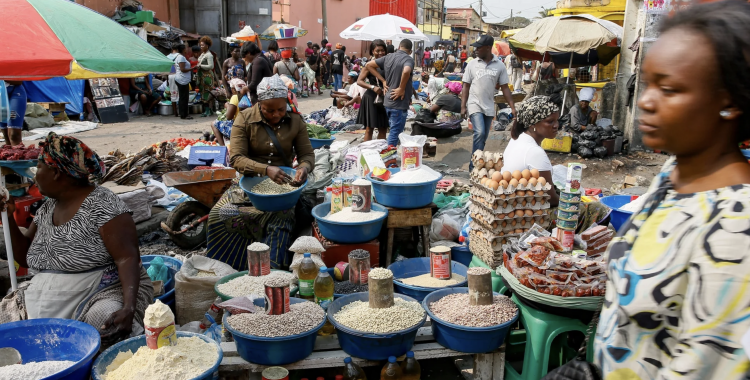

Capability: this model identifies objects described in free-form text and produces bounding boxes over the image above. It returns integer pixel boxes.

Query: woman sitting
[206,75,315,270]
[211,78,248,146]
[0,133,153,348]
[429,82,463,123]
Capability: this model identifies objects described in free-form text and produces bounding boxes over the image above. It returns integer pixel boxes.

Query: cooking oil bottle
[298,253,317,301]
[400,352,420,380]
[380,356,402,380]
[314,266,335,335]
[343,357,367,380]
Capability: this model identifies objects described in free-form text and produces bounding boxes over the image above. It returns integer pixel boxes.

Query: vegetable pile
[151,138,217,152]
[0,144,40,161]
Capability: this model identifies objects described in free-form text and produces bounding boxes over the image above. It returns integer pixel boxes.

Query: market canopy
[0,0,175,81]
[340,14,430,42]
[260,23,308,41]
[509,14,623,67]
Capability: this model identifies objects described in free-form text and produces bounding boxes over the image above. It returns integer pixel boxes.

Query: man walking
[331,43,346,91]
[504,52,524,93]
[462,35,516,165]
[366,40,415,147]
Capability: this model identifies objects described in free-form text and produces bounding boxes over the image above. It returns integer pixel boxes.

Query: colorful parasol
[259,23,308,41]
[340,14,430,42]
[0,0,175,81]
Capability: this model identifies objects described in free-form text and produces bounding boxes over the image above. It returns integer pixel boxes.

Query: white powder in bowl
[0,360,74,380]
[325,207,385,223]
[352,178,372,186]
[104,336,218,380]
[387,166,440,184]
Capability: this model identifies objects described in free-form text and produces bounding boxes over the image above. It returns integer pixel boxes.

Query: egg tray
[470,183,552,204]
[470,194,551,215]
[469,237,502,269]
[469,215,550,240]
[470,219,551,251]
[469,229,516,257]
[471,150,503,170]
[470,177,552,196]
[470,203,550,225]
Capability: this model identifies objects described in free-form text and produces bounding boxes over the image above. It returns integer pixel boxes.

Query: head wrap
[326,43,332,47]
[348,71,359,78]
[335,43,343,49]
[38,132,106,181]
[516,96,560,129]
[579,87,595,102]
[445,81,463,95]
[281,49,293,59]
[257,74,289,101]
[229,78,246,92]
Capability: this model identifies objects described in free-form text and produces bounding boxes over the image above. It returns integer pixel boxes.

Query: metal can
[348,249,371,285]
[351,179,372,213]
[264,285,291,315]
[556,227,576,252]
[262,367,290,380]
[247,245,271,277]
[430,246,452,280]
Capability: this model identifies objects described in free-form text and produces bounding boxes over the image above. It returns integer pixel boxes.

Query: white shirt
[347,82,367,99]
[501,132,552,173]
[462,55,509,117]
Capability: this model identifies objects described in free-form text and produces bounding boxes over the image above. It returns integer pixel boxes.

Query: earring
[533,127,536,132]
[720,110,731,118]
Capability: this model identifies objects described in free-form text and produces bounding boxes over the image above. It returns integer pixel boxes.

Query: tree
[501,16,531,28]
[538,7,554,18]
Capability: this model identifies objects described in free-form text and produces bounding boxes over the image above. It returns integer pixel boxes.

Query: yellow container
[541,134,573,153]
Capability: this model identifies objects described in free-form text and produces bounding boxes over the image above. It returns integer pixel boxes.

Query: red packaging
[145,322,177,349]
[264,285,290,315]
[555,227,575,252]
[401,146,421,170]
[343,179,353,207]
[430,246,452,280]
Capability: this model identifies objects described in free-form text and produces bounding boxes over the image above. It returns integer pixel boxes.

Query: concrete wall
[76,0,180,27]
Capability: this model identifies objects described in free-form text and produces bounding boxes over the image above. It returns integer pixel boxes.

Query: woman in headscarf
[429,81,463,123]
[197,36,216,117]
[356,39,388,141]
[273,49,301,82]
[568,87,598,132]
[501,95,560,207]
[241,42,273,105]
[211,78,247,146]
[0,133,153,349]
[222,44,245,93]
[206,75,315,270]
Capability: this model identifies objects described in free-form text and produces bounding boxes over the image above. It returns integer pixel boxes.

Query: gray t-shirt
[462,55,509,117]
[375,50,415,111]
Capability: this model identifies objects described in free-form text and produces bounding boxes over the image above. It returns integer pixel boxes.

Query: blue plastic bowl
[312,202,388,244]
[451,246,473,267]
[742,149,750,161]
[423,287,518,354]
[239,166,307,212]
[389,257,468,302]
[92,332,222,380]
[310,137,336,149]
[0,319,100,380]
[141,255,183,311]
[223,297,325,365]
[600,195,635,232]
[367,168,442,209]
[328,293,427,360]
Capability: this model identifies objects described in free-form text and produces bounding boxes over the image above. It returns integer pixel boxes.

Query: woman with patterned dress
[197,36,216,117]
[595,2,750,379]
[0,133,152,349]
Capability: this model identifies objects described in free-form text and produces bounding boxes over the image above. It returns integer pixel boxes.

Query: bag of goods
[399,133,427,171]
[289,236,326,278]
[175,256,237,325]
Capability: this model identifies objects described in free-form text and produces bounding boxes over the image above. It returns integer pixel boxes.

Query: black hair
[386,44,395,54]
[267,40,279,51]
[399,39,413,51]
[660,1,750,141]
[370,39,387,55]
[174,44,185,53]
[191,45,201,52]
[312,43,320,50]
[321,38,328,45]
[241,42,261,58]
[342,46,347,52]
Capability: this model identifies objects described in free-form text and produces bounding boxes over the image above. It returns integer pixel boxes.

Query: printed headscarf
[516,96,559,128]
[445,81,463,95]
[229,78,246,92]
[257,74,289,101]
[38,132,106,181]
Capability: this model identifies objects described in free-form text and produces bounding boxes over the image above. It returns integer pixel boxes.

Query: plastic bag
[577,146,594,158]
[593,146,608,158]
[146,256,170,283]
[178,321,204,333]
[399,133,427,171]
[218,296,262,315]
[202,313,223,342]
[579,139,596,149]
[175,256,237,325]
[433,193,469,209]
[430,211,462,242]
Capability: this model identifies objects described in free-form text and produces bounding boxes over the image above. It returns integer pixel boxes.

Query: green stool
[468,255,508,294]
[505,294,595,380]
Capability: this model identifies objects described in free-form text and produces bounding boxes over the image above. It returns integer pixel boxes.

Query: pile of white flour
[0,360,74,380]
[104,336,218,380]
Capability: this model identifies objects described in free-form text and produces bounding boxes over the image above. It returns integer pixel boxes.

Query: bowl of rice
[239,167,307,212]
[312,202,389,244]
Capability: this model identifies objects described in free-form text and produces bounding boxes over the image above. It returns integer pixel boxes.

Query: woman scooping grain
[206,74,315,271]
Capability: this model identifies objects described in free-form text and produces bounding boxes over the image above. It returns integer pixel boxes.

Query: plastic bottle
[343,357,367,380]
[400,352,420,380]
[458,216,472,246]
[298,253,317,301]
[381,356,402,380]
[314,266,335,335]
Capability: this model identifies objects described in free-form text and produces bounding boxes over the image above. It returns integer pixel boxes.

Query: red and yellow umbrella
[0,0,174,80]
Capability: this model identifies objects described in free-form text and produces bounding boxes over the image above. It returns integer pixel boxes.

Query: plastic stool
[468,255,508,294]
[505,294,595,380]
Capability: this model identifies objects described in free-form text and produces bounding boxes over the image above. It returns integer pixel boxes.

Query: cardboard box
[359,149,385,177]
[142,22,166,33]
[623,176,637,188]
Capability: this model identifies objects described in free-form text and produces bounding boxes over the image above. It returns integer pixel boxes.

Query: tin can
[331,178,343,213]
[556,227,575,252]
[145,322,178,349]
[560,191,582,203]
[247,246,271,277]
[348,250,371,285]
[401,145,422,170]
[559,200,581,212]
[342,178,353,208]
[557,209,580,221]
[351,180,372,213]
[557,217,578,230]
[333,261,349,281]
[262,367,290,380]
[430,246,452,280]
[264,285,291,315]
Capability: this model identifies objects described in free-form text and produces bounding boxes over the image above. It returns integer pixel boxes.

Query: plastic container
[327,293,427,360]
[239,167,307,212]
[0,319,100,380]
[389,257,469,302]
[451,246,473,267]
[223,297,325,365]
[312,202,388,244]
[600,195,635,232]
[423,287,518,353]
[92,332,222,380]
[310,137,336,149]
[367,168,442,209]
[214,270,297,301]
[141,255,182,311]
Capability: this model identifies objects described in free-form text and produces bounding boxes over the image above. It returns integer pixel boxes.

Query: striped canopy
[0,0,175,80]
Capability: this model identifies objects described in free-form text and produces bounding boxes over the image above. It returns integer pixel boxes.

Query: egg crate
[470,215,551,238]
[470,195,552,215]
[471,150,503,171]
[470,220,550,252]
[469,233,503,269]
[470,183,551,204]
[470,203,548,224]
[471,178,553,197]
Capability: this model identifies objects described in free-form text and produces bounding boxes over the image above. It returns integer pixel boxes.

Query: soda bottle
[314,266,335,335]
[400,351,420,380]
[380,356,402,380]
[343,357,367,380]
[298,253,317,301]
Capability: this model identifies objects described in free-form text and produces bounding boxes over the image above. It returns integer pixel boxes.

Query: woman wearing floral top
[595,2,750,379]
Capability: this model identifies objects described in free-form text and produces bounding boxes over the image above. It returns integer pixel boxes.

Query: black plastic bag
[578,146,594,158]
[579,139,596,149]
[593,146,608,158]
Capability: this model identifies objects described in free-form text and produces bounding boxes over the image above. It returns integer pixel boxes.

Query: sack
[511,55,522,69]
[415,108,436,123]
[175,256,237,325]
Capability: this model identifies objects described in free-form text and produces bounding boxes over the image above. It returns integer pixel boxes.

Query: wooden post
[467,268,493,306]
[368,277,394,309]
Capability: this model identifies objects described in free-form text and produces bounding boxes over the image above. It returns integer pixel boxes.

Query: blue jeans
[470,112,495,162]
[333,74,343,91]
[385,108,408,147]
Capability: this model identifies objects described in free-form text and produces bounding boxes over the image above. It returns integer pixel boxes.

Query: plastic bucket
[312,202,388,244]
[327,293,427,360]
[91,332,222,380]
[450,246,473,267]
[423,287,518,353]
[214,270,297,301]
[310,137,336,149]
[367,168,442,209]
[599,195,635,232]
[388,257,469,302]
[239,167,307,212]
[0,319,100,380]
[223,297,325,365]
[141,255,182,311]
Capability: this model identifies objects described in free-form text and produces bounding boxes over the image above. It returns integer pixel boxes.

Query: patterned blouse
[595,157,750,379]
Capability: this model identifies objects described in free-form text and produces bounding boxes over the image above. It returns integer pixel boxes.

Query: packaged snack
[514,246,551,268]
[546,270,576,283]
[331,178,343,213]
[536,283,575,297]
[399,133,427,171]
[565,163,583,193]
[519,224,552,247]
[529,236,564,251]
[548,252,576,270]
[574,283,594,297]
[580,225,611,242]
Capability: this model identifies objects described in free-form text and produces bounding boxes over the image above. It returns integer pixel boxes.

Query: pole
[439,0,444,41]
[510,9,513,29]
[321,0,328,41]
[560,53,574,116]
[1,173,16,291]
[479,0,483,33]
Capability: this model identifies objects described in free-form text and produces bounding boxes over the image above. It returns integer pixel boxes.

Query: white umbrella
[340,14,430,42]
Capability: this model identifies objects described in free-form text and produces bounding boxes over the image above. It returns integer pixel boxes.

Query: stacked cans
[556,163,583,252]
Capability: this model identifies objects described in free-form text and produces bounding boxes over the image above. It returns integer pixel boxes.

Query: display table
[218,322,507,380]
[384,203,437,266]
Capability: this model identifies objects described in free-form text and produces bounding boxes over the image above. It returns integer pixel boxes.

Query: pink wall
[273,0,370,55]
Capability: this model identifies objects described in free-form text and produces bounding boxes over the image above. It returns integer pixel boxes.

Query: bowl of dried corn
[239,166,307,212]
[389,257,469,302]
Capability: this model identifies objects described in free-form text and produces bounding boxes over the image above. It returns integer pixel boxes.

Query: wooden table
[218,322,506,380]
[36,102,70,122]
[384,203,437,266]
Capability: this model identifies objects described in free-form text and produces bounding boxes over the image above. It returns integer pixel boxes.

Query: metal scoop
[0,347,21,367]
